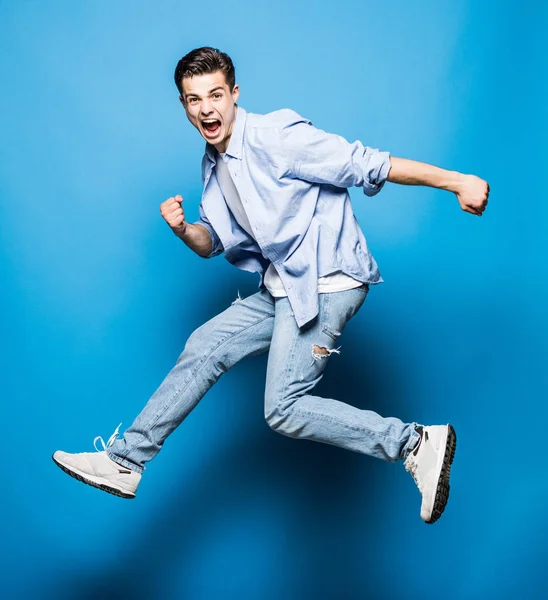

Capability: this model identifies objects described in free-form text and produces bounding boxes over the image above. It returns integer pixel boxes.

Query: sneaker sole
[425,424,457,524]
[52,454,136,499]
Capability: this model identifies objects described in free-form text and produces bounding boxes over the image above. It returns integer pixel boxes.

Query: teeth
[203,119,219,123]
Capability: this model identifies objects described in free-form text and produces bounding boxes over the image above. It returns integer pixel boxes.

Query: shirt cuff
[362,150,392,197]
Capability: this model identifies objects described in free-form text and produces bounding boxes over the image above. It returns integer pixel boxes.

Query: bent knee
[264,392,296,435]
[265,406,282,432]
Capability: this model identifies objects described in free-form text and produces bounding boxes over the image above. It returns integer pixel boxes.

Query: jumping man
[53,46,489,524]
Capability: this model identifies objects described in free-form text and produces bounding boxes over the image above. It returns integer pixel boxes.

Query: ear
[178,95,185,107]
[232,84,240,103]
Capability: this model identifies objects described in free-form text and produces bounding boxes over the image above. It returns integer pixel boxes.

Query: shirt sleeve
[280,117,392,197]
[192,202,224,258]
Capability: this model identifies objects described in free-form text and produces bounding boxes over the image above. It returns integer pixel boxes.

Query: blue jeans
[107,285,420,473]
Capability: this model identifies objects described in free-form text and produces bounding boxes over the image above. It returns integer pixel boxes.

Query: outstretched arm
[387,157,490,217]
[279,115,490,215]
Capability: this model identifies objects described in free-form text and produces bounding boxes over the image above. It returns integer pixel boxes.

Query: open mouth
[202,119,221,137]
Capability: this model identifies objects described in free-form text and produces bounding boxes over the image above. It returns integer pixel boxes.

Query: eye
[213,93,222,99]
[188,98,198,104]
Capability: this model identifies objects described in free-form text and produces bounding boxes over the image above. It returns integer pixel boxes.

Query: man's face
[179,71,240,153]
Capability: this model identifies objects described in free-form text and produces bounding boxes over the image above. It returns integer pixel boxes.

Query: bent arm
[177,223,214,258]
[178,203,224,258]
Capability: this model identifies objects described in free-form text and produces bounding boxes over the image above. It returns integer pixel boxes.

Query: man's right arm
[177,222,213,257]
[160,195,223,258]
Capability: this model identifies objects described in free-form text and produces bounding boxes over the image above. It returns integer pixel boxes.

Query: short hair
[174,46,236,96]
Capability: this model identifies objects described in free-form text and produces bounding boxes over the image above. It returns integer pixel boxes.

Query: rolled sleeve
[193,202,224,258]
[369,150,392,196]
[280,118,392,197]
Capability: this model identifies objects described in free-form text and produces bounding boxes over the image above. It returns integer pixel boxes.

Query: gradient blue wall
[1,1,546,598]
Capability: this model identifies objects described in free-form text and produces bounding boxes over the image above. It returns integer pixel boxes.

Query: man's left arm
[280,114,490,216]
[387,157,490,217]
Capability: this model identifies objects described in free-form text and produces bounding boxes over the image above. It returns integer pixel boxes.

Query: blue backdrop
[1,1,546,598]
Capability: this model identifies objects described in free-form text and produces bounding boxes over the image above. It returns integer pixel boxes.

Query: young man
[53,46,489,524]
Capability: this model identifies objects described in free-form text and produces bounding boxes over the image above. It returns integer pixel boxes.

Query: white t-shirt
[216,151,363,297]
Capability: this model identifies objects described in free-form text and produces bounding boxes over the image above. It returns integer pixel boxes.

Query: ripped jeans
[106,285,420,473]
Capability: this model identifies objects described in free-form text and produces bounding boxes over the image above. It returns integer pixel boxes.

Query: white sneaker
[403,424,457,524]
[52,423,141,499]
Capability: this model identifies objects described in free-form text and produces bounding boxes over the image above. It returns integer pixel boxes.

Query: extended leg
[53,289,276,499]
[107,289,275,472]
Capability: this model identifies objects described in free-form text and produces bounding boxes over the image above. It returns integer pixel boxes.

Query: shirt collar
[205,105,246,163]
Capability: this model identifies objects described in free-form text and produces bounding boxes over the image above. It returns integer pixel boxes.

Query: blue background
[1,1,547,598]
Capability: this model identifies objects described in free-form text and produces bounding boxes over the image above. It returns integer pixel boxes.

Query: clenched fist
[160,194,187,236]
[455,175,490,217]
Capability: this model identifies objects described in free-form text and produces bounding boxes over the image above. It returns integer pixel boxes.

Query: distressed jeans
[106,285,420,473]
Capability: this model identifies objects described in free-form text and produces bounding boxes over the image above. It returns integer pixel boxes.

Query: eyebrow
[186,86,224,98]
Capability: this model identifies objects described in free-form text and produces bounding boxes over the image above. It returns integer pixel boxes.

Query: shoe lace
[404,456,419,486]
[93,422,122,452]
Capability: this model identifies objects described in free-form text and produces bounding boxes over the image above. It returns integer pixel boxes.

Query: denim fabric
[107,286,419,473]
[193,105,392,328]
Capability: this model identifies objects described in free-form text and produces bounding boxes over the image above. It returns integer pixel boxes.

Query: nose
[200,99,214,117]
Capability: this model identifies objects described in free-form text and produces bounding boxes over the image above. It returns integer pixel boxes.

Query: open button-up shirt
[193,105,392,328]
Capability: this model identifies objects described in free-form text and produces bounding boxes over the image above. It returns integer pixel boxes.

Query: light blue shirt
[194,105,392,328]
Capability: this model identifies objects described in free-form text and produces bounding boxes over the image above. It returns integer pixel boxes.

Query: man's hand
[159,194,214,257]
[454,174,490,217]
[160,194,187,236]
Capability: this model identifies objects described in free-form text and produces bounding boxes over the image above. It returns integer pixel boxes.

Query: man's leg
[107,289,275,472]
[264,285,419,461]
[264,285,456,523]
[53,289,275,496]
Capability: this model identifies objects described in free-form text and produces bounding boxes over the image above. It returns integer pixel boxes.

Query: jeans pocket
[321,326,340,342]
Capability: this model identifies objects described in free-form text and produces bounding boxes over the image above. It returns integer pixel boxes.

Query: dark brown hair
[174,46,236,96]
